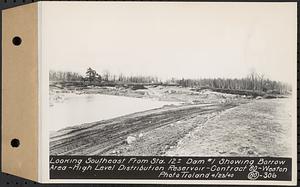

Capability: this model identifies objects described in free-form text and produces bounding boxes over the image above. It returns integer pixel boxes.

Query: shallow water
[49,94,180,131]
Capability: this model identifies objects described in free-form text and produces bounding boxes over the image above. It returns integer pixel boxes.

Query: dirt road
[50,103,237,155]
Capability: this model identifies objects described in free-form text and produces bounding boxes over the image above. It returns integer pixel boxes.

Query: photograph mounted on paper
[35,1,297,185]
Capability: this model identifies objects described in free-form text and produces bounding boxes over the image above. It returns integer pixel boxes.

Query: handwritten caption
[50,156,291,180]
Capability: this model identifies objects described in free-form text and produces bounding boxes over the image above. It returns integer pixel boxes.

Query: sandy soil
[50,103,238,155]
[166,98,292,157]
[49,85,292,157]
[50,85,242,106]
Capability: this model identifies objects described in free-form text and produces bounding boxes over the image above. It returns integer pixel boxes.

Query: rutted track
[50,103,237,155]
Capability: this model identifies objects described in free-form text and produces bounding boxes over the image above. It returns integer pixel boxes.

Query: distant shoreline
[49,81,292,156]
[50,81,289,102]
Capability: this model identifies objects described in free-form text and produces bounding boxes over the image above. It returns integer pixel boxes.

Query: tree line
[49,68,291,94]
[168,77,290,94]
[49,70,82,82]
[49,68,161,84]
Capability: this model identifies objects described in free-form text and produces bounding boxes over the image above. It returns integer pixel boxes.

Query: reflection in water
[49,94,179,131]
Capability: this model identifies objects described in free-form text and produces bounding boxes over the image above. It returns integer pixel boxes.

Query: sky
[41,2,297,83]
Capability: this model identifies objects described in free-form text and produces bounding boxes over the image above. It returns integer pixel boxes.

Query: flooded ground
[49,86,292,157]
[49,94,180,131]
[50,102,237,155]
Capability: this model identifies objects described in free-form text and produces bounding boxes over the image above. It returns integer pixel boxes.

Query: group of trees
[49,68,291,94]
[166,72,291,94]
[49,70,83,82]
[49,68,162,84]
[84,67,161,84]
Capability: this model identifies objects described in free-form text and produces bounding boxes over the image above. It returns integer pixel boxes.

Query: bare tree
[102,70,110,82]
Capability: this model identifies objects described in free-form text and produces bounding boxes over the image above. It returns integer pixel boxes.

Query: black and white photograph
[47,2,296,158]
[31,1,297,184]
[48,3,296,157]
[0,1,296,185]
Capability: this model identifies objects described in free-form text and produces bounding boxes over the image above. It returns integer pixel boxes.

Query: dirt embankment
[50,103,238,155]
[166,98,292,157]
[50,85,247,106]
[50,84,291,157]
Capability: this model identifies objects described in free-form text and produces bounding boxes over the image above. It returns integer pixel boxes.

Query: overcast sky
[41,2,296,83]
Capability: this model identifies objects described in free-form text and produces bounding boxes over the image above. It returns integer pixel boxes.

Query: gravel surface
[166,98,292,157]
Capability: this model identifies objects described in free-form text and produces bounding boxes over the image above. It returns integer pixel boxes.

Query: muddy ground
[166,98,292,157]
[50,85,243,106]
[50,103,238,155]
[50,86,292,157]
